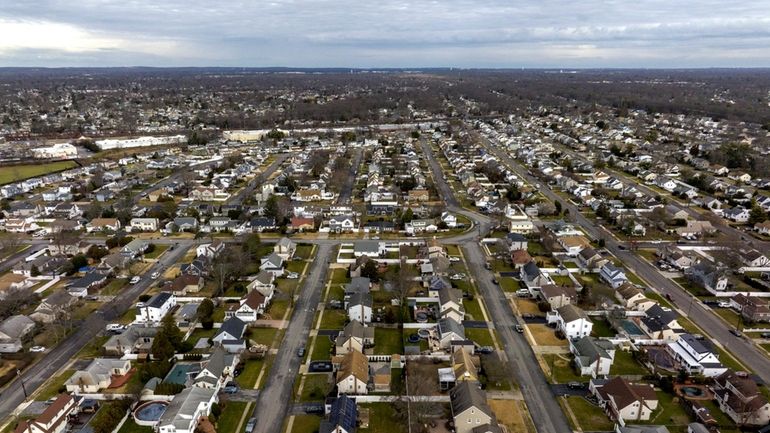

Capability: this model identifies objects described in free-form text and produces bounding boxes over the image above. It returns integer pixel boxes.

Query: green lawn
[330,269,349,284]
[248,327,279,346]
[590,318,616,338]
[542,354,582,384]
[311,335,334,360]
[298,373,332,402]
[610,350,648,376]
[563,396,614,431]
[267,299,290,319]
[35,370,75,401]
[295,244,315,260]
[713,308,743,329]
[646,390,691,426]
[463,298,485,321]
[465,328,495,347]
[217,401,248,433]
[319,309,347,329]
[0,161,78,185]
[276,278,299,296]
[358,403,409,433]
[499,277,518,292]
[374,327,403,355]
[145,244,169,259]
[76,335,110,358]
[236,359,264,388]
[101,278,128,296]
[286,261,306,274]
[117,420,153,433]
[445,245,460,256]
[289,415,322,433]
[187,328,216,343]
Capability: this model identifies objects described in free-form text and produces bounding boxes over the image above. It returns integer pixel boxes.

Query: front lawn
[144,244,169,259]
[247,327,279,346]
[319,309,347,329]
[267,299,290,320]
[465,328,495,347]
[35,369,75,401]
[298,373,332,402]
[295,244,315,260]
[311,335,334,360]
[236,359,264,389]
[499,277,518,292]
[542,354,581,384]
[289,415,322,433]
[562,396,614,432]
[463,298,485,321]
[216,401,248,433]
[373,327,403,355]
[101,278,128,296]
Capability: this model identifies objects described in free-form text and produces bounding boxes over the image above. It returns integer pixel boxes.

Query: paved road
[0,241,48,274]
[227,154,289,205]
[0,243,192,420]
[336,148,363,204]
[251,244,334,433]
[477,132,770,384]
[419,137,572,433]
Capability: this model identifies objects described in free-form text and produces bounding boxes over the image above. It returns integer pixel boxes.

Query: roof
[597,377,657,411]
[145,292,173,309]
[541,284,577,300]
[324,395,358,433]
[354,240,380,253]
[338,349,369,383]
[522,261,540,280]
[346,277,371,294]
[0,315,34,339]
[69,271,107,289]
[36,393,74,425]
[216,316,246,340]
[572,336,613,361]
[242,290,266,310]
[339,320,375,341]
[511,249,532,264]
[450,381,492,417]
[438,317,465,339]
[557,304,587,323]
[159,386,216,430]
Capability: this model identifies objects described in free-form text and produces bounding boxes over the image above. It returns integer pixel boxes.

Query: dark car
[223,381,239,394]
[297,347,306,357]
[567,382,586,389]
[515,324,524,333]
[729,329,742,338]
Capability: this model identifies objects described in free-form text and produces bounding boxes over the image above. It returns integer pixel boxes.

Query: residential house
[505,233,528,251]
[157,386,218,433]
[592,377,659,422]
[353,241,385,258]
[723,207,750,223]
[169,275,204,296]
[578,247,608,270]
[329,215,356,233]
[510,249,532,269]
[729,294,770,323]
[335,320,375,355]
[346,293,372,324]
[67,272,108,298]
[65,358,131,394]
[570,336,616,378]
[740,250,770,268]
[336,349,369,395]
[121,239,150,258]
[193,347,235,391]
[640,304,683,341]
[439,288,466,322]
[248,217,276,232]
[320,395,357,433]
[246,271,276,298]
[172,217,199,232]
[520,261,554,292]
[438,317,466,349]
[30,291,77,323]
[441,212,458,228]
[129,218,160,232]
[274,237,297,260]
[686,262,728,292]
[666,334,727,377]
[600,263,628,289]
[103,324,157,355]
[86,218,121,233]
[290,217,315,232]
[260,252,285,277]
[212,316,246,352]
[0,315,35,353]
[449,381,500,433]
[713,370,770,426]
[559,235,591,257]
[540,284,578,310]
[451,347,479,383]
[196,241,225,259]
[553,304,593,340]
[226,290,270,322]
[615,283,655,311]
[136,292,176,324]
[13,394,77,433]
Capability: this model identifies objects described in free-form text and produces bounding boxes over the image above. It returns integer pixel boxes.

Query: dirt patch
[513,299,541,316]
[527,324,568,347]
[489,399,532,433]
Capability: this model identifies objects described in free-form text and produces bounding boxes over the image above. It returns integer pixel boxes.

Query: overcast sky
[1,1,769,68]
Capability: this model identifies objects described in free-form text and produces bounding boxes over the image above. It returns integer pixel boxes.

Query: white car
[29,346,46,353]
[129,276,141,284]
[286,272,300,280]
[151,271,161,279]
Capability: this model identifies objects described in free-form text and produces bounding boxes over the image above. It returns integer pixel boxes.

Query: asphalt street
[477,133,770,384]
[251,244,334,433]
[0,243,192,421]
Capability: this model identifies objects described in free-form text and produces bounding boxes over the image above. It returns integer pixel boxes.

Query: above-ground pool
[407,333,420,343]
[417,328,431,339]
[415,312,428,323]
[677,385,710,400]
[134,401,169,426]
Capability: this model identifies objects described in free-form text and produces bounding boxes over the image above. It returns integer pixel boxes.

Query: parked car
[223,381,239,394]
[129,276,141,284]
[297,347,305,357]
[29,346,46,353]
[567,382,585,389]
[729,329,743,338]
[245,418,257,433]
[515,325,524,333]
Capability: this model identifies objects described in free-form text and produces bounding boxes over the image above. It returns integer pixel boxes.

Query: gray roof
[557,304,587,323]
[522,261,540,280]
[0,315,34,339]
[347,292,372,308]
[450,381,492,417]
[354,240,380,254]
[345,277,371,294]
[146,292,173,309]
[617,426,670,433]
[572,336,613,362]
[216,316,246,340]
[159,386,216,430]
[438,317,465,339]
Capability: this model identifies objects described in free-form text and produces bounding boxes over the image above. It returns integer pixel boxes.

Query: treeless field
[0,161,77,185]
[527,324,568,347]
[513,299,541,316]
[489,400,533,433]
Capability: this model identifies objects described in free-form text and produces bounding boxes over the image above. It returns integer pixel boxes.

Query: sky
[1,1,770,68]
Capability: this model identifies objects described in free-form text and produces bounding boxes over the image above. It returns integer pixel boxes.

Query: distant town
[0,68,769,433]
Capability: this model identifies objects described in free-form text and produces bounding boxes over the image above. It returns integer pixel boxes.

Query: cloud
[0,1,769,67]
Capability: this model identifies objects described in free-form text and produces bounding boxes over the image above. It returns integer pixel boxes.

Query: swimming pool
[620,320,644,336]
[163,363,198,385]
[134,401,168,426]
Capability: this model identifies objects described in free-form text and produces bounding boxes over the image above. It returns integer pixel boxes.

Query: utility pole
[17,369,27,400]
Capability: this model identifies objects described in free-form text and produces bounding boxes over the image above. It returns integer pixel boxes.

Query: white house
[158,386,218,433]
[570,336,615,378]
[65,358,131,394]
[666,334,727,378]
[136,292,176,324]
[129,218,160,232]
[441,212,458,228]
[552,304,593,340]
[259,252,285,277]
[346,293,372,324]
[600,263,629,289]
